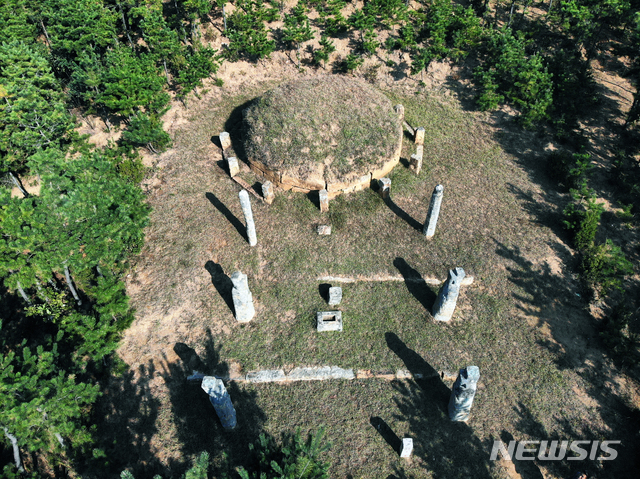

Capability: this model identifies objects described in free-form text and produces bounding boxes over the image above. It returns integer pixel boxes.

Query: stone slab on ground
[246,370,286,383]
[287,366,355,381]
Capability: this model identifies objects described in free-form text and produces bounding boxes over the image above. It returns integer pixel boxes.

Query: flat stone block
[400,438,413,458]
[246,370,286,383]
[227,156,239,177]
[317,225,332,235]
[395,369,412,379]
[328,286,342,306]
[220,131,231,150]
[414,127,425,145]
[317,311,343,332]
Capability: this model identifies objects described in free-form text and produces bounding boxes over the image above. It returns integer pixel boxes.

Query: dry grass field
[90,63,640,479]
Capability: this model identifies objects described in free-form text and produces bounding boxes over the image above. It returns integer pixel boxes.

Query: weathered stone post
[410,145,424,175]
[319,189,329,213]
[238,189,257,246]
[328,286,342,306]
[231,271,255,322]
[227,156,240,177]
[400,438,413,458]
[262,181,275,204]
[432,267,465,322]
[448,366,480,422]
[394,104,405,120]
[201,376,237,429]
[219,132,232,150]
[414,127,425,145]
[423,184,444,238]
[379,178,391,199]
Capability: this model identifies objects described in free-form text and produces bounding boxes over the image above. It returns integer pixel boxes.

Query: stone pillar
[238,190,257,246]
[414,127,425,145]
[448,366,480,422]
[262,181,275,204]
[231,271,255,322]
[201,376,237,429]
[423,184,444,238]
[410,152,423,175]
[227,156,239,177]
[219,132,231,150]
[319,189,329,213]
[400,438,413,458]
[379,178,391,199]
[432,267,465,322]
[394,104,405,120]
[328,286,342,306]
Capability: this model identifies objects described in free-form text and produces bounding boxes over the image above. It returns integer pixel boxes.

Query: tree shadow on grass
[505,183,573,247]
[386,335,494,478]
[498,401,635,479]
[204,260,235,316]
[205,191,247,242]
[393,258,437,313]
[494,240,640,477]
[90,362,165,478]
[160,329,266,476]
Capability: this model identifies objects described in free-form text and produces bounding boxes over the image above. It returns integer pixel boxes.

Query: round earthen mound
[242,76,403,196]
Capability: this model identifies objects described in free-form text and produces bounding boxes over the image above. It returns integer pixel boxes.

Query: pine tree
[0,41,74,175]
[137,5,184,83]
[283,4,314,68]
[98,47,169,119]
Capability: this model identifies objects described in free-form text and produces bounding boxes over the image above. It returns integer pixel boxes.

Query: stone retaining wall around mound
[247,126,403,198]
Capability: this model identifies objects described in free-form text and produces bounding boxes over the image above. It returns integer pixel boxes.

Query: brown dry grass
[90,3,640,475]
[96,73,639,479]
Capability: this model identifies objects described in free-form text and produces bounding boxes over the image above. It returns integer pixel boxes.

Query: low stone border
[191,367,458,384]
[316,274,474,285]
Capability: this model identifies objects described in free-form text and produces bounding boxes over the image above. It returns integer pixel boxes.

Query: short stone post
[238,190,257,246]
[448,366,480,422]
[414,127,425,145]
[201,376,237,429]
[319,189,329,213]
[219,132,232,151]
[394,104,405,120]
[400,438,413,458]
[227,156,240,177]
[415,144,423,161]
[410,146,423,175]
[328,286,342,306]
[432,267,465,322]
[423,184,444,238]
[231,271,255,322]
[379,178,391,199]
[262,181,275,205]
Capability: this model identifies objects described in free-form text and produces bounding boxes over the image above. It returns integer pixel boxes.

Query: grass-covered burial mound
[242,76,403,196]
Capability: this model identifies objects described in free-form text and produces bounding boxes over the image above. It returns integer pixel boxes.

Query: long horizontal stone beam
[316,274,474,286]
[189,367,458,384]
